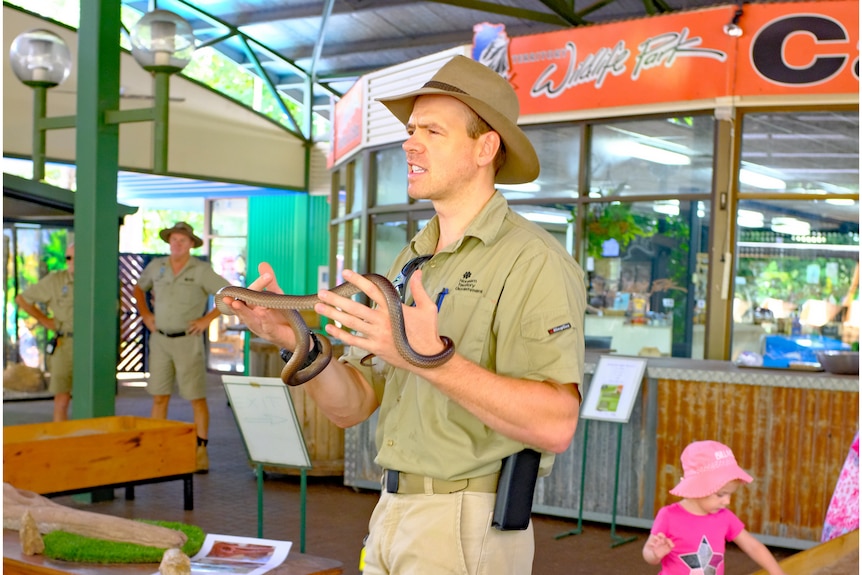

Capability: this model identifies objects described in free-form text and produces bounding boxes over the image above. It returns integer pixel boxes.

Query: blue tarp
[762,334,851,368]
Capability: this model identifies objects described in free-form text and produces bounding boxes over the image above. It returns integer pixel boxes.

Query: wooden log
[3,484,187,549]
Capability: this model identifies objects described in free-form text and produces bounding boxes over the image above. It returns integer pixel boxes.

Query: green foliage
[42,520,205,564]
[585,203,654,258]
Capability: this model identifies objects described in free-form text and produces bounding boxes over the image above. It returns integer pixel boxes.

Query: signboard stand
[555,356,647,548]
[223,375,313,552]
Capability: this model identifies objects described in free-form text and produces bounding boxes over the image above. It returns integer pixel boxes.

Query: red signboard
[508,1,857,116]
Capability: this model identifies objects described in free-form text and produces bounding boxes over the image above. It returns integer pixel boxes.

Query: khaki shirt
[137,256,229,333]
[20,270,75,334]
[343,191,586,480]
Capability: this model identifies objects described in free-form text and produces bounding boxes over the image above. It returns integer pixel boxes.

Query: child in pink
[642,440,787,575]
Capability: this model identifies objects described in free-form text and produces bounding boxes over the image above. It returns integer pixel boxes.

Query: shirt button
[386,440,394,447]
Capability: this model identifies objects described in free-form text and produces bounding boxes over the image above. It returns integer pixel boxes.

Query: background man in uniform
[15,243,76,422]
[133,222,229,473]
[224,56,586,574]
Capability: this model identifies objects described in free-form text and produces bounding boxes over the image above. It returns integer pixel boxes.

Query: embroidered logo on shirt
[455,271,482,294]
[548,323,571,334]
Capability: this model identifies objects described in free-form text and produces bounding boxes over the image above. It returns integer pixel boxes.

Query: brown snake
[215,274,455,386]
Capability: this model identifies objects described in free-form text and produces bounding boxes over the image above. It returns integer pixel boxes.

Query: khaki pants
[362,490,534,575]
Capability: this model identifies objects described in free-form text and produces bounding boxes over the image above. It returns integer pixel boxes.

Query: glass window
[373,147,408,206]
[372,216,408,275]
[210,198,247,237]
[731,110,860,363]
[740,111,858,195]
[583,200,710,359]
[589,116,714,198]
[732,200,859,360]
[502,125,581,200]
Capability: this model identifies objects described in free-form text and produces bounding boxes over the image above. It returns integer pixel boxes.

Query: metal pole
[610,422,637,548]
[300,468,307,553]
[257,463,264,537]
[555,418,589,539]
[32,86,47,181]
[153,71,170,174]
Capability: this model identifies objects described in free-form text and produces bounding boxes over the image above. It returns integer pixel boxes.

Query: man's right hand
[220,262,298,350]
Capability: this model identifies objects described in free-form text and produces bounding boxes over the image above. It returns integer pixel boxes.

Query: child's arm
[733,529,787,575]
[642,532,674,565]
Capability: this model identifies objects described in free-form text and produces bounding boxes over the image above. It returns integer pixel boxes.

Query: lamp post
[9,10,195,178]
[129,9,195,173]
[9,29,73,181]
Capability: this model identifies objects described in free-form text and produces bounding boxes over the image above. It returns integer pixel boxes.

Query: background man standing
[133,222,229,473]
[15,243,76,422]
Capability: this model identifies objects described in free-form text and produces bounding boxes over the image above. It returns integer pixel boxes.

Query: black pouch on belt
[46,335,58,356]
[492,448,541,531]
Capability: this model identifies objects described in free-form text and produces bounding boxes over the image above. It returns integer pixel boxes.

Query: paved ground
[3,373,799,574]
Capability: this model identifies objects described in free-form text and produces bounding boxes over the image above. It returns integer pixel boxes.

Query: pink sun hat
[669,440,754,498]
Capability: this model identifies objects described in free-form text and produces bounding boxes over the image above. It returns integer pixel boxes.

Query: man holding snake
[223,55,586,574]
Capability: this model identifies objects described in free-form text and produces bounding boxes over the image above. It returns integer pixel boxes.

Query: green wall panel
[248,193,330,296]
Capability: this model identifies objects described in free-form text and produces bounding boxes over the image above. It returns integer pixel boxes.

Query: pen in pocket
[435,288,449,312]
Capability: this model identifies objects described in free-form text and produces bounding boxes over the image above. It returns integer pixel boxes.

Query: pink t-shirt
[650,502,745,575]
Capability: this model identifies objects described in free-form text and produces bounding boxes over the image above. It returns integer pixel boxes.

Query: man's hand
[315,268,446,371]
[220,262,299,350]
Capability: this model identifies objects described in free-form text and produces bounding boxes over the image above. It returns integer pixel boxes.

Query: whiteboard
[222,375,311,469]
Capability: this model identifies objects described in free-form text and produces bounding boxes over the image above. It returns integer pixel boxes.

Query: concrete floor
[3,373,798,574]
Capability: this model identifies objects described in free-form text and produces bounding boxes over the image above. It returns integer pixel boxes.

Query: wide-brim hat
[159,222,203,248]
[669,440,753,499]
[377,55,539,185]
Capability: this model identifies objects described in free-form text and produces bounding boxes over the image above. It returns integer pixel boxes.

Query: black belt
[157,330,189,338]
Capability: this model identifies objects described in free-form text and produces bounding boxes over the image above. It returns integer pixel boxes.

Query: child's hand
[643,532,674,563]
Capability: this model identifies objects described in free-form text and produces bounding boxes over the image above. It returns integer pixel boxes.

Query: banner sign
[330,80,364,167]
[506,1,858,116]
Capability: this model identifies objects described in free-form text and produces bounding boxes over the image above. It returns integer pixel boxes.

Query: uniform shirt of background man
[133,222,229,473]
[15,244,75,422]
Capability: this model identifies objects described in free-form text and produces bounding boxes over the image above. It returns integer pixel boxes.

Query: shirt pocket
[443,291,496,363]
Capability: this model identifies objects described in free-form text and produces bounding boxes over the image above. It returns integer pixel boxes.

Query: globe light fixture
[9,29,72,87]
[130,9,195,73]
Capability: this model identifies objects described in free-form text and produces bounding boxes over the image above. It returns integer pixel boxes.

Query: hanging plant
[585,203,653,258]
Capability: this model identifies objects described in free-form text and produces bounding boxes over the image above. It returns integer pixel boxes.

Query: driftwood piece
[3,483,187,549]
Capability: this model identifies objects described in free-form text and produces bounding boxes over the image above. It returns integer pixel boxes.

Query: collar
[409,191,509,255]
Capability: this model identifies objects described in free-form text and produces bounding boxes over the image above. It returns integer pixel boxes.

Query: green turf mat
[42,520,205,564]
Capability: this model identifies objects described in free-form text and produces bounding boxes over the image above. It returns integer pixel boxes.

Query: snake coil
[216,274,455,386]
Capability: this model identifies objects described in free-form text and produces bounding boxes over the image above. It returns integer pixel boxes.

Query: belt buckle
[385,470,399,493]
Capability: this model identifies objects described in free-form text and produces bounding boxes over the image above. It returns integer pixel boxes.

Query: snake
[215,274,455,386]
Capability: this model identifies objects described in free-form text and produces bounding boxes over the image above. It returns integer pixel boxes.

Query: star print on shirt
[679,535,724,575]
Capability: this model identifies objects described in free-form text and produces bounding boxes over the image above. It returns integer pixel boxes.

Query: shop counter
[343,355,858,549]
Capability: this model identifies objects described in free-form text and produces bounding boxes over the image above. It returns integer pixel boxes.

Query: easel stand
[554,420,637,547]
[255,463,309,552]
[555,356,646,548]
[223,376,314,554]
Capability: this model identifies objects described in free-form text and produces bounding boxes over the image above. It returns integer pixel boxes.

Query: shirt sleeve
[136,260,156,292]
[20,272,58,305]
[652,505,670,535]
[725,510,746,541]
[199,264,230,295]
